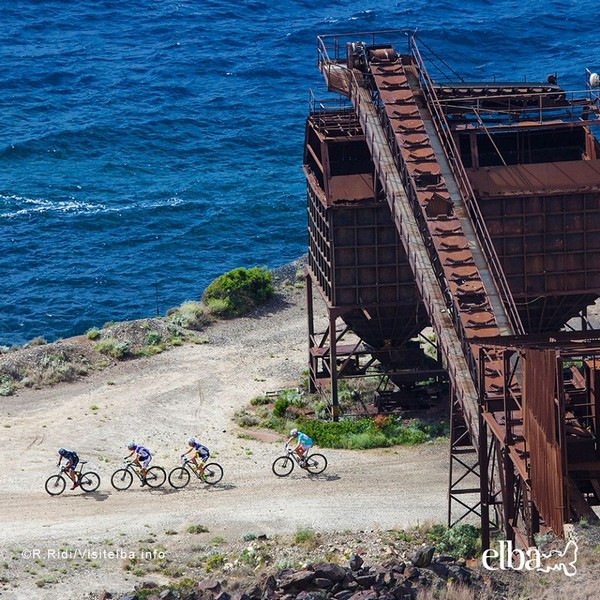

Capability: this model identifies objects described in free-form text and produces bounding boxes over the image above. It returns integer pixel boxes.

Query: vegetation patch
[202,266,275,318]
[186,524,209,534]
[424,523,481,559]
[296,415,448,449]
[234,386,449,450]
[95,338,131,359]
[167,301,211,330]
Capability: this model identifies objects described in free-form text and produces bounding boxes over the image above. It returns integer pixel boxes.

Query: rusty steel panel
[523,349,567,535]
[468,161,600,198]
[304,109,428,350]
[474,189,600,331]
[328,174,373,202]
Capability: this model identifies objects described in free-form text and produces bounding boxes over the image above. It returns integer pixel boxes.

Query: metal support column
[306,273,317,394]
[448,385,481,527]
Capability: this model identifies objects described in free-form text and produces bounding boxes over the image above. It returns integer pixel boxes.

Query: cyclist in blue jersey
[181,437,210,476]
[124,442,152,486]
[287,428,313,467]
[57,448,80,490]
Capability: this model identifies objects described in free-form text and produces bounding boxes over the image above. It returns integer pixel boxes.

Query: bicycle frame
[181,457,206,479]
[123,461,146,481]
[286,446,312,463]
[60,461,86,479]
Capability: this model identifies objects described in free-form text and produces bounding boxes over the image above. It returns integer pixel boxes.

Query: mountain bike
[45,461,101,496]
[110,460,166,490]
[168,457,224,489]
[272,446,327,477]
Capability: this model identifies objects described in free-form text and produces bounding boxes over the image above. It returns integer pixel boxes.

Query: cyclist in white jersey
[124,442,152,486]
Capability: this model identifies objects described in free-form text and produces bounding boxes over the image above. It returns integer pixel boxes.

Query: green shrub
[233,409,260,428]
[273,397,290,418]
[145,332,162,346]
[186,524,209,534]
[0,377,16,397]
[205,554,224,571]
[204,298,230,318]
[426,524,481,559]
[202,267,274,318]
[86,328,101,340]
[135,344,165,358]
[168,301,210,330]
[94,338,130,359]
[294,527,318,549]
[25,337,47,348]
[250,396,270,406]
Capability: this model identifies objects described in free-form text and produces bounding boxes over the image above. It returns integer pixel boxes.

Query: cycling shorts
[65,456,79,470]
[138,454,152,468]
[196,449,209,462]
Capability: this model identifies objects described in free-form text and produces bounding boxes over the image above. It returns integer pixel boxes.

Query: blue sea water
[0,0,596,345]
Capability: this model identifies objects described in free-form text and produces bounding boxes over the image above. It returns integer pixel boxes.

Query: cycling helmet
[290,428,298,437]
[127,441,136,449]
[58,448,67,456]
[187,437,196,445]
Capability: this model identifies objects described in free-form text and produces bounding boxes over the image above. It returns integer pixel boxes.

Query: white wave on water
[0,194,186,219]
[0,194,105,218]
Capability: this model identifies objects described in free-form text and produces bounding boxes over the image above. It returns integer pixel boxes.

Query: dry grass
[416,584,496,600]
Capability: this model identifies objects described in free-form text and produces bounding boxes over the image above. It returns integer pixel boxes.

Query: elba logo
[481,538,578,577]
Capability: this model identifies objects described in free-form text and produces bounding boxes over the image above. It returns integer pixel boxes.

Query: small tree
[202,267,275,318]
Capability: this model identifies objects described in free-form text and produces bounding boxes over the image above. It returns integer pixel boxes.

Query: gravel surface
[0,280,450,599]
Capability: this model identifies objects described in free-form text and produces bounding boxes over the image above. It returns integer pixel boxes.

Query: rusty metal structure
[304,29,600,546]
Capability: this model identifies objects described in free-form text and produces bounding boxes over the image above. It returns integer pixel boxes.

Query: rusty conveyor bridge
[308,30,600,547]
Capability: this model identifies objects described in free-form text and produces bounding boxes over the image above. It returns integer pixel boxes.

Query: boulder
[278,570,316,590]
[295,592,330,600]
[428,561,450,579]
[354,574,376,588]
[349,555,364,572]
[382,559,405,575]
[334,592,354,600]
[243,582,262,600]
[195,580,222,595]
[410,547,435,568]
[313,563,347,583]
[348,591,377,600]
[313,578,335,589]
[447,565,471,585]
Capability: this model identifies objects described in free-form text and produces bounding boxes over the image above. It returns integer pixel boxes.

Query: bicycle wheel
[79,471,101,492]
[145,466,166,488]
[45,474,66,496]
[168,466,191,489]
[111,468,133,491]
[272,455,294,477]
[203,462,223,485]
[305,453,327,475]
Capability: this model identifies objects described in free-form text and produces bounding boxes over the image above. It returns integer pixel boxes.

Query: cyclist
[287,428,313,467]
[57,448,80,490]
[181,437,209,476]
[124,442,152,486]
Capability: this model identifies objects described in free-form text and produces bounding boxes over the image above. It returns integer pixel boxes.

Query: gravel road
[0,287,449,599]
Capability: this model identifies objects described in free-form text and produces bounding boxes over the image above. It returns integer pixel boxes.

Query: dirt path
[0,289,449,599]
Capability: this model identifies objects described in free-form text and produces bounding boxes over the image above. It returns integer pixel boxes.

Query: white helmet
[127,441,136,449]
[188,437,196,445]
[290,428,298,436]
